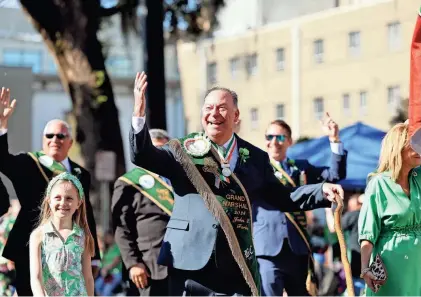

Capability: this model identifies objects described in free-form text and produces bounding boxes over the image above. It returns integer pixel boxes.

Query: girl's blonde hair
[374,122,409,181]
[38,177,95,257]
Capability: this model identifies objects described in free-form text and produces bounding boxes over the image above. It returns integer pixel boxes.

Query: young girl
[29,172,95,296]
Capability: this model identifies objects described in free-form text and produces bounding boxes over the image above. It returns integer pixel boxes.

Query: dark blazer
[0,179,10,217]
[111,178,169,280]
[0,133,100,262]
[253,153,347,257]
[129,125,331,271]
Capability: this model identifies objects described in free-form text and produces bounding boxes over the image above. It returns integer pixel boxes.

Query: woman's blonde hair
[375,122,409,181]
[38,178,95,257]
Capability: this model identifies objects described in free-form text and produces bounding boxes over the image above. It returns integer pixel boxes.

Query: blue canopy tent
[287,122,386,191]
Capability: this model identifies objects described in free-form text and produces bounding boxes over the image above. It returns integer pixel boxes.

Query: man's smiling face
[201,90,239,145]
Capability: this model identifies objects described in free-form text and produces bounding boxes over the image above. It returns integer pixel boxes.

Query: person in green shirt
[359,122,421,295]
[95,231,122,295]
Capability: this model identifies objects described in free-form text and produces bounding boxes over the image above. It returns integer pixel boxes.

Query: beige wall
[178,0,417,149]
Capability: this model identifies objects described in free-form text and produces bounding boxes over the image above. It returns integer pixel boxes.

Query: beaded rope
[46,172,84,200]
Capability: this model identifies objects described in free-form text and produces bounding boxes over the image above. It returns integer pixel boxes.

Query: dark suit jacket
[111,178,169,280]
[253,153,347,257]
[0,133,100,262]
[0,179,10,217]
[129,125,331,271]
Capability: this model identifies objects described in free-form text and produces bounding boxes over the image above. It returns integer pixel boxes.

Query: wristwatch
[360,267,371,278]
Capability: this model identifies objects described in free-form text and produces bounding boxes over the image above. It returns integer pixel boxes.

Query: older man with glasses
[0,87,101,296]
[254,113,348,296]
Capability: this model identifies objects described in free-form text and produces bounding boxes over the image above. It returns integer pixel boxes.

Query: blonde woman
[358,122,421,296]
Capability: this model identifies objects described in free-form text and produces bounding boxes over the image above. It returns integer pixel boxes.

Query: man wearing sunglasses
[254,114,347,296]
[0,87,101,296]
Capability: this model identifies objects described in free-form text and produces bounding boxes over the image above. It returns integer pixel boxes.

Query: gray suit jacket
[111,178,169,280]
[129,125,331,271]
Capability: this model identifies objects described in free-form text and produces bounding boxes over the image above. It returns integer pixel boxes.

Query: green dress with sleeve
[358,168,421,296]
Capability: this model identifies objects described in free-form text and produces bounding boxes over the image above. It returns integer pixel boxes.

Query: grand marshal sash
[270,158,318,296]
[27,151,67,182]
[118,168,174,216]
[168,133,260,296]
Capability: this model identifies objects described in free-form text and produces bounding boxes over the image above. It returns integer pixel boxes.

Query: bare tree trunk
[19,0,126,188]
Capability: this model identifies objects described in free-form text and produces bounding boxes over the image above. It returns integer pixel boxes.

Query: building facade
[178,0,414,149]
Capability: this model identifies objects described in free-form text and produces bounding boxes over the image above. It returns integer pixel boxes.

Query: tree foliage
[17,0,225,200]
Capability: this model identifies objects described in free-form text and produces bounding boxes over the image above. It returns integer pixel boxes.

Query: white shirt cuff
[330,142,344,155]
[132,116,146,134]
[91,260,101,267]
[411,128,421,155]
[0,128,7,136]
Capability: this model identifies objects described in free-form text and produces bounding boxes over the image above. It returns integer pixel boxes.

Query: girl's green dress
[358,168,421,296]
[41,222,87,296]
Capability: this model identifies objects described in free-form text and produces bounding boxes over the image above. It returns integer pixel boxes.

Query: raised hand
[320,112,339,142]
[0,87,17,129]
[133,72,148,117]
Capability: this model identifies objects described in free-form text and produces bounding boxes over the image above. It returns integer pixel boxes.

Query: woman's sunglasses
[265,134,287,142]
[45,133,68,140]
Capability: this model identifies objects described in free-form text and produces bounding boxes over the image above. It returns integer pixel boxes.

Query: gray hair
[43,119,73,139]
[149,129,170,140]
[204,87,238,107]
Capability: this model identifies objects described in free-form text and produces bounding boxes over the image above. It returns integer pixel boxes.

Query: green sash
[270,159,308,229]
[169,133,260,296]
[270,158,318,296]
[28,151,67,182]
[118,168,174,216]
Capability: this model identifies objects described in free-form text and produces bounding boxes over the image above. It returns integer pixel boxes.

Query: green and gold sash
[270,158,318,296]
[118,168,174,216]
[270,159,308,229]
[169,133,260,296]
[28,151,67,182]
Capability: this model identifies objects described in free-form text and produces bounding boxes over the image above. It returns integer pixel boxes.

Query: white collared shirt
[61,158,71,172]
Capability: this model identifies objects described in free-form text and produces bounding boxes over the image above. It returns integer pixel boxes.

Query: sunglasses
[265,134,287,142]
[45,133,68,140]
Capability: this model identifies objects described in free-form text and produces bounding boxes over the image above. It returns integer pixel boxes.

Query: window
[246,54,258,76]
[106,56,133,77]
[276,48,285,71]
[229,57,239,79]
[348,31,360,56]
[387,86,401,112]
[313,97,324,120]
[250,108,259,129]
[343,93,350,115]
[388,22,401,51]
[360,91,367,115]
[276,104,285,119]
[207,62,217,84]
[3,49,42,73]
[314,39,324,64]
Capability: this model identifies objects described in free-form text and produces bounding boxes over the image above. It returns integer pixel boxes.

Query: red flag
[409,8,421,153]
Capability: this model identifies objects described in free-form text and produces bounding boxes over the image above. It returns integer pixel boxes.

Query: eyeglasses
[265,134,287,142]
[45,133,68,140]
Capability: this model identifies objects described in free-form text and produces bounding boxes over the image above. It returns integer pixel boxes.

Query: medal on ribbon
[212,136,237,178]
